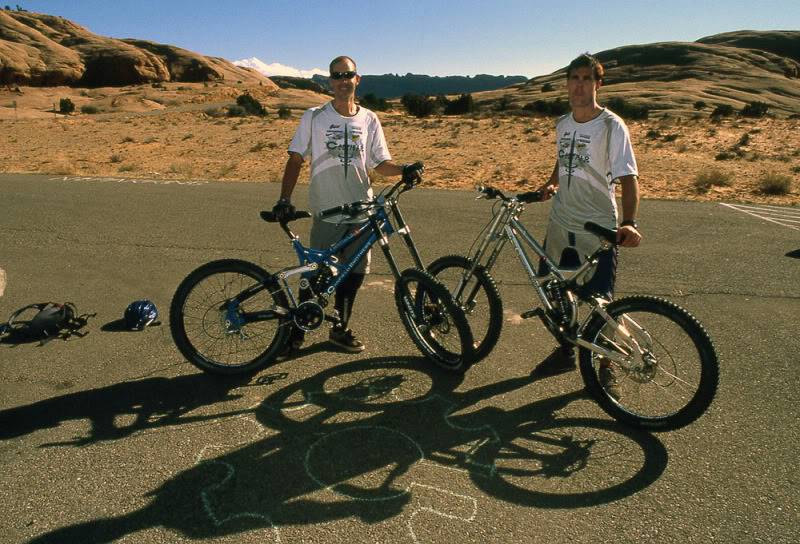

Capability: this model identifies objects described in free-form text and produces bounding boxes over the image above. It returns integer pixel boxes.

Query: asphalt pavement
[0,173,798,543]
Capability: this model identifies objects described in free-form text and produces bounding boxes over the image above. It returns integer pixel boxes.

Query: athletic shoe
[329,327,365,353]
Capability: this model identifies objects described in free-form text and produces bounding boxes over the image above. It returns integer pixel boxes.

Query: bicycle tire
[427,254,503,362]
[170,259,290,375]
[578,295,719,431]
[394,267,476,372]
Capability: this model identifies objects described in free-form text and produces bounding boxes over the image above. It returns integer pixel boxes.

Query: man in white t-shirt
[533,53,642,392]
[272,55,423,357]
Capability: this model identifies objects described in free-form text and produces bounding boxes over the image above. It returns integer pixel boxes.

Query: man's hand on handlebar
[538,183,557,201]
[401,161,425,185]
[272,198,295,222]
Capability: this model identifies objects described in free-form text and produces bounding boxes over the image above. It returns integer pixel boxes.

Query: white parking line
[0,267,5,297]
[720,203,800,231]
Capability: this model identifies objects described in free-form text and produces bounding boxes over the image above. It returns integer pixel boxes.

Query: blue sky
[18,0,800,77]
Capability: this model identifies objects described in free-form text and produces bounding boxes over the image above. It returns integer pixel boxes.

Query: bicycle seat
[260,210,312,223]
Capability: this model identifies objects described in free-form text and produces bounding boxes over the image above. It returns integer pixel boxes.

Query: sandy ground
[1,84,798,205]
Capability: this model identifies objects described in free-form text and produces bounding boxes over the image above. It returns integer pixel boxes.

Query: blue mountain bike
[170,176,475,375]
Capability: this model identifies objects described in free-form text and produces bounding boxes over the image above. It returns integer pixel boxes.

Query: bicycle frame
[264,183,428,315]
[455,194,644,366]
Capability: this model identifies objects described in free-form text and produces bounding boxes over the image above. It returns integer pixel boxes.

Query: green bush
[694,168,733,193]
[80,104,99,114]
[59,98,75,114]
[693,100,707,110]
[711,104,734,118]
[541,82,554,92]
[604,97,649,120]
[235,93,266,116]
[758,173,792,195]
[443,94,475,115]
[359,93,389,111]
[522,98,570,117]
[401,94,435,118]
[277,106,292,119]
[226,105,246,117]
[741,101,769,118]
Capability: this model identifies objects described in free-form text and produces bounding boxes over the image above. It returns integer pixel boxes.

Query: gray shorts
[540,220,617,299]
[310,218,371,274]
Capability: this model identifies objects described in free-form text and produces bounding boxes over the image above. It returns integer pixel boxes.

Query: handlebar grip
[260,210,311,223]
[318,204,347,218]
[584,222,617,244]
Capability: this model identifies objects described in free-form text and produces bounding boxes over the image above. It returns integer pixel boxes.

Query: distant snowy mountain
[233,57,326,78]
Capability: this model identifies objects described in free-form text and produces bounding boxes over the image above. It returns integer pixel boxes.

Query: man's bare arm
[279,152,304,201]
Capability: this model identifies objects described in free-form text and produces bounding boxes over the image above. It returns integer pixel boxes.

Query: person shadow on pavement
[0,372,251,446]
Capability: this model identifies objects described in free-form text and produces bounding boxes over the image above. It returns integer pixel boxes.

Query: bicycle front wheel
[427,255,503,363]
[170,259,290,374]
[395,268,476,373]
[579,295,719,431]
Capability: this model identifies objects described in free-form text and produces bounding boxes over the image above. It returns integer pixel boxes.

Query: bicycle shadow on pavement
[0,371,254,447]
[24,356,668,543]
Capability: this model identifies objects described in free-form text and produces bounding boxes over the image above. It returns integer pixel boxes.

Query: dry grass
[0,83,798,204]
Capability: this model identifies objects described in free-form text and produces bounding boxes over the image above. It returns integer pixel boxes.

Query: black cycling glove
[272,198,295,222]
[401,161,425,185]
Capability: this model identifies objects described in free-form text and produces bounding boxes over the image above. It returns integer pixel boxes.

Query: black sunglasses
[330,71,357,80]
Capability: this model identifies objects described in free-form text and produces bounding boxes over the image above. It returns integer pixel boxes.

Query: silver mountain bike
[426,185,719,431]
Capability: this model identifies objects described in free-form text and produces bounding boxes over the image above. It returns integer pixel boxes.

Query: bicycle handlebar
[476,185,543,203]
[318,201,372,219]
[260,210,312,223]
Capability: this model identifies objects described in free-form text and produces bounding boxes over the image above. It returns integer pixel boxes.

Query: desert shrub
[110,154,122,163]
[694,168,732,193]
[494,96,512,111]
[646,129,661,139]
[80,104,99,114]
[741,101,769,118]
[737,133,750,147]
[118,164,136,173]
[227,105,247,117]
[792,166,800,173]
[604,97,649,120]
[789,113,800,120]
[204,106,224,118]
[359,93,389,111]
[541,82,554,92]
[121,136,135,143]
[277,106,292,119]
[235,93,266,116]
[401,94,435,118]
[59,98,75,114]
[693,100,707,110]
[522,98,569,116]
[758,173,792,195]
[711,104,734,118]
[443,94,475,115]
[715,151,736,161]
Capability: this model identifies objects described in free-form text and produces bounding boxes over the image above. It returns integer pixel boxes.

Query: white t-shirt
[288,102,392,221]
[550,108,638,232]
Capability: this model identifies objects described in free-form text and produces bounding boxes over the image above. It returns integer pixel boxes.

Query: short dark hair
[566,53,604,82]
[329,56,357,73]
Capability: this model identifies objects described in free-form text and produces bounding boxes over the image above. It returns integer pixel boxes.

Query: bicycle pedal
[521,308,544,320]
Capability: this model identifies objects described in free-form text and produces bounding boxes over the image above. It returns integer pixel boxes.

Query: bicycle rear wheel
[170,259,290,374]
[427,254,503,362]
[395,268,476,372]
[579,295,719,431]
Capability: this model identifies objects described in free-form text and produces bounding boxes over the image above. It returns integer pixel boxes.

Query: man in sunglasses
[272,55,423,357]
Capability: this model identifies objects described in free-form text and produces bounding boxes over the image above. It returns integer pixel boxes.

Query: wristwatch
[620,219,639,229]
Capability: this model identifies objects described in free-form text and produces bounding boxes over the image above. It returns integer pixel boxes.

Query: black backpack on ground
[0,302,94,345]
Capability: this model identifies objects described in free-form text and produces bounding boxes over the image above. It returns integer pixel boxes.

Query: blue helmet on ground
[124,300,158,330]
